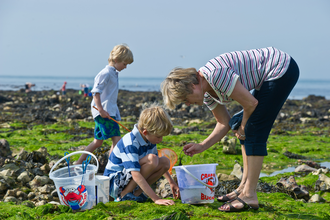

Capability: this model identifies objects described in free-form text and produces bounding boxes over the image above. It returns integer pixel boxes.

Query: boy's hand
[155,199,175,206]
[99,109,110,119]
[170,183,180,199]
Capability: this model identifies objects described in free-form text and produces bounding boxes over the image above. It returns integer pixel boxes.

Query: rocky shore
[0,89,330,207]
[1,89,329,131]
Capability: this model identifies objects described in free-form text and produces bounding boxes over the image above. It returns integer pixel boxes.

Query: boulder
[308,194,326,203]
[315,174,330,192]
[0,139,11,157]
[295,164,317,173]
[230,163,243,180]
[222,137,237,155]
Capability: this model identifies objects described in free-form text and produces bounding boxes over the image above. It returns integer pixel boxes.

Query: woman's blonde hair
[108,44,134,64]
[138,105,173,136]
[161,67,199,109]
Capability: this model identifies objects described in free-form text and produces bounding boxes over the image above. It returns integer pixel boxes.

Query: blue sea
[0,75,329,100]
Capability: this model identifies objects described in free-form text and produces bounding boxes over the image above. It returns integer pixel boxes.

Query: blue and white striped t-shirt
[199,47,291,110]
[103,124,158,179]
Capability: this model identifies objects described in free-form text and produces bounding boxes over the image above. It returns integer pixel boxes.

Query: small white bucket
[95,175,110,204]
[49,151,99,210]
[173,163,218,204]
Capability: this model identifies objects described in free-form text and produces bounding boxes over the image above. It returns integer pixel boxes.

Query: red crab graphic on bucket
[201,173,216,200]
[59,185,88,210]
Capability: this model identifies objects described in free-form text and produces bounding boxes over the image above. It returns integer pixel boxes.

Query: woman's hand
[233,127,246,140]
[183,143,204,157]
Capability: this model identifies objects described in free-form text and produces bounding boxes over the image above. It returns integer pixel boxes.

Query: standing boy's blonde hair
[108,44,134,64]
[138,105,173,136]
[161,67,199,110]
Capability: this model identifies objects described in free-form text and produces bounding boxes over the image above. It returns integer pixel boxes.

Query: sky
[1,0,330,80]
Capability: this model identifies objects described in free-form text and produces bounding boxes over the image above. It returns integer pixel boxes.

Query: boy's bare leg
[133,156,170,196]
[218,144,248,200]
[120,155,169,197]
[76,139,103,164]
[109,136,121,157]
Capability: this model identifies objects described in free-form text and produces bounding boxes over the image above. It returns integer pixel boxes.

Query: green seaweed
[1,114,330,219]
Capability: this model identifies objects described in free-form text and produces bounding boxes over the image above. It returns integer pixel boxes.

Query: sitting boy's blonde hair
[108,44,134,64]
[161,67,199,109]
[138,105,173,136]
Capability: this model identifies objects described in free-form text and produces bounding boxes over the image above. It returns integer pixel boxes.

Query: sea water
[0,75,163,92]
[259,162,330,178]
[0,75,329,99]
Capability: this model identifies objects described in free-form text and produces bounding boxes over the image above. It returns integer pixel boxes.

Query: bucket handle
[180,166,219,188]
[49,151,99,178]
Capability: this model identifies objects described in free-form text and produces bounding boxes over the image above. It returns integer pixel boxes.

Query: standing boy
[104,106,180,205]
[76,44,134,164]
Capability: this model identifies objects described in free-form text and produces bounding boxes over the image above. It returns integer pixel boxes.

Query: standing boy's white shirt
[91,65,121,120]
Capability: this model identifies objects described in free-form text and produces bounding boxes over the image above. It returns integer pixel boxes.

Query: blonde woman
[161,47,299,212]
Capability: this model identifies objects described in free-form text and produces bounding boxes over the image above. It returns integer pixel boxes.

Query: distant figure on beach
[103,105,180,204]
[161,47,299,212]
[61,81,67,95]
[25,82,35,93]
[81,84,89,97]
[76,44,134,164]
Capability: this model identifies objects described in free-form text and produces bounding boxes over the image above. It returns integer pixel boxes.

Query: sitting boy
[103,105,180,205]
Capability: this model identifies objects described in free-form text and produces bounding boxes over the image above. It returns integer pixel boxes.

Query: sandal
[218,197,259,212]
[217,189,240,202]
[116,192,144,203]
[137,193,148,203]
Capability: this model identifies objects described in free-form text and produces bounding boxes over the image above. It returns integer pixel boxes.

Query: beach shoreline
[1,89,329,127]
[0,87,328,101]
[1,76,330,100]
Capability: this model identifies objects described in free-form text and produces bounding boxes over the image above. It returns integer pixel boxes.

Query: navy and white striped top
[199,47,291,110]
[103,124,158,179]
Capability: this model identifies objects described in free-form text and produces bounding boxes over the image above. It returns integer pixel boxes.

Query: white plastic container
[49,151,99,210]
[173,163,218,204]
[95,175,110,204]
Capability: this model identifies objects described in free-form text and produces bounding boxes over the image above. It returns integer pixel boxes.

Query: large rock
[230,163,243,180]
[0,95,12,104]
[312,168,330,175]
[221,136,237,155]
[29,175,50,188]
[315,174,330,192]
[217,173,240,181]
[308,194,326,203]
[155,175,177,199]
[295,164,317,173]
[0,139,11,157]
[276,176,310,201]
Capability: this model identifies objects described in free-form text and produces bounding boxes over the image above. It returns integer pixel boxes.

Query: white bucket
[173,163,218,204]
[95,175,110,204]
[49,151,99,210]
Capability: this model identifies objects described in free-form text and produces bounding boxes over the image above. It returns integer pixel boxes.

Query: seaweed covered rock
[315,174,330,192]
[0,139,11,157]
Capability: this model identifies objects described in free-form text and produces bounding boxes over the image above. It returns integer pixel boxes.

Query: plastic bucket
[49,151,99,210]
[173,163,218,204]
